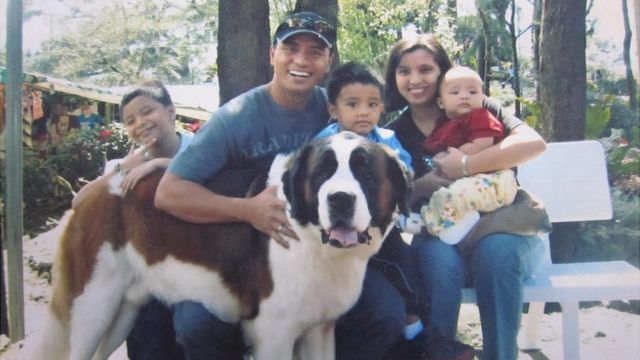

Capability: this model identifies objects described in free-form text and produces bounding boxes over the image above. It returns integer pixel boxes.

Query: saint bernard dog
[31,131,411,360]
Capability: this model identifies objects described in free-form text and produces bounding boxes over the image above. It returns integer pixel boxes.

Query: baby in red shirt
[420,66,518,245]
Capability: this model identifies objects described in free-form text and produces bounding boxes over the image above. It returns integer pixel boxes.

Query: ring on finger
[276,224,283,233]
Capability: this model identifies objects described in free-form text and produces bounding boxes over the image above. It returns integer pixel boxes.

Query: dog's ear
[386,151,413,217]
[282,142,314,224]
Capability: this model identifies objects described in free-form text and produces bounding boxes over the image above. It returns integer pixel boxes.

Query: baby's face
[438,76,484,119]
[328,83,383,136]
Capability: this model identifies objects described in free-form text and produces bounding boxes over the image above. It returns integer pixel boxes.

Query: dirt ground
[2,222,639,359]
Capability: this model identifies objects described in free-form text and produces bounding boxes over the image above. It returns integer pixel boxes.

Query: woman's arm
[435,123,547,179]
[409,171,453,208]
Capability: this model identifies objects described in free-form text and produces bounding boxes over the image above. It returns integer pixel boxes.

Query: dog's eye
[311,152,338,189]
[350,149,375,184]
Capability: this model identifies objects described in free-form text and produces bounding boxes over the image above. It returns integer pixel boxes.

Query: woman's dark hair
[383,34,452,112]
[327,61,384,104]
[120,80,173,119]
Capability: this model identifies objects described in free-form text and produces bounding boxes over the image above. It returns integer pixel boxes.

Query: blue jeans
[127,265,405,360]
[412,233,543,360]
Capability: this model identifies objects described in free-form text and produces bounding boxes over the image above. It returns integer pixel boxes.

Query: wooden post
[4,0,25,342]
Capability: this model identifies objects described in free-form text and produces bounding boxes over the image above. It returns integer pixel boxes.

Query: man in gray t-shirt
[137,11,406,360]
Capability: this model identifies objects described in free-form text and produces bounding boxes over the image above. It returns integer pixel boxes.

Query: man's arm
[155,172,292,237]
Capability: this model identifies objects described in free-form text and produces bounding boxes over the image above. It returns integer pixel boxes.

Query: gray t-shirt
[168,85,329,185]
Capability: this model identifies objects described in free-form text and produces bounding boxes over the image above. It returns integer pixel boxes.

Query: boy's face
[270,33,332,96]
[328,83,383,137]
[122,95,175,148]
[437,76,484,119]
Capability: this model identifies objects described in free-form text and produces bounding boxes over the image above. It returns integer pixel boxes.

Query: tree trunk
[1,221,7,335]
[477,7,492,96]
[540,0,587,264]
[217,0,271,105]
[539,0,586,141]
[532,0,542,103]
[622,0,638,111]
[477,34,486,83]
[508,0,522,118]
[447,0,458,19]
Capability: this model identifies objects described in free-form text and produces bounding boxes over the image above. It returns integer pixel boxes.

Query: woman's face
[122,95,175,148]
[394,48,442,107]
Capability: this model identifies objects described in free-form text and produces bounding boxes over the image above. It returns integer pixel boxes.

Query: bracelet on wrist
[461,155,469,176]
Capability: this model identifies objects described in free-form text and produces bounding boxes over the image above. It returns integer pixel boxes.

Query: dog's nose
[328,191,356,226]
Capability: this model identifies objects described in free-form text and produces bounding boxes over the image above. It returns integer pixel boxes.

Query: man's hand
[246,186,298,249]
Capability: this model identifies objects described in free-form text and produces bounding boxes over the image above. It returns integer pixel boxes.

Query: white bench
[460,140,640,359]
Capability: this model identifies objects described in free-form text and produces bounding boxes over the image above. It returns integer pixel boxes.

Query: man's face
[270,33,332,95]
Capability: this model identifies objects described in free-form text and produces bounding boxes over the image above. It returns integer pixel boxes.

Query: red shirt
[423,108,505,154]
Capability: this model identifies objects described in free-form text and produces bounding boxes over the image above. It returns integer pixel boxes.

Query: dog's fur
[31,132,411,360]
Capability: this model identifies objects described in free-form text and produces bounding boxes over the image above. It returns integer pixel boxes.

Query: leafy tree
[25,0,217,86]
[337,0,461,71]
[337,0,408,69]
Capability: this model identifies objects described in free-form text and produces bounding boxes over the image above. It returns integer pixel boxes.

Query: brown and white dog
[31,131,411,360]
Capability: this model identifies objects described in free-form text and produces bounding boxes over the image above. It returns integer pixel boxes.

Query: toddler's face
[438,76,484,119]
[328,83,383,137]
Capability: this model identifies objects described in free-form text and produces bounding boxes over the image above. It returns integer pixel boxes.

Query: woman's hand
[244,186,298,249]
[433,147,466,180]
[410,171,453,207]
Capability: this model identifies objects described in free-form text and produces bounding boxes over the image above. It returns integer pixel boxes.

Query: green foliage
[0,123,129,235]
[337,0,408,69]
[585,95,613,139]
[25,0,217,86]
[609,99,640,136]
[337,0,460,70]
[607,129,640,180]
[516,97,542,130]
[577,188,640,268]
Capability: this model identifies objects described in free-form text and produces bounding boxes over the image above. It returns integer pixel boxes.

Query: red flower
[186,123,201,133]
[99,129,113,142]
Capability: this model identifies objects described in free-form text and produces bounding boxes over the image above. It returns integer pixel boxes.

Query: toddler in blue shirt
[315,61,412,172]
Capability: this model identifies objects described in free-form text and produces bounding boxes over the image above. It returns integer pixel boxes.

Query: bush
[577,189,640,268]
[1,122,129,235]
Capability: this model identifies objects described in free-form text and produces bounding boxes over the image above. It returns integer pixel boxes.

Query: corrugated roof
[3,68,218,121]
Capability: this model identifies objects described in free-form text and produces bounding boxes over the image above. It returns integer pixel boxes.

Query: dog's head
[270,131,411,255]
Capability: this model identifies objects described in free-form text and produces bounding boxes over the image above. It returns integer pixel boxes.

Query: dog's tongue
[329,228,359,247]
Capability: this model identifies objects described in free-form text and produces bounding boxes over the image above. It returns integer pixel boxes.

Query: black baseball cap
[273,11,336,49]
